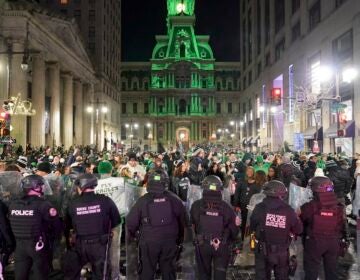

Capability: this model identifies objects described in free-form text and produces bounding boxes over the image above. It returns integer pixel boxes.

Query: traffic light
[271,88,282,106]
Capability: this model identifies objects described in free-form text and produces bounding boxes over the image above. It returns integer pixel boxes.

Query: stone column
[10,42,27,148]
[74,80,83,145]
[31,55,46,147]
[353,14,360,154]
[48,63,61,147]
[62,73,73,149]
[83,84,94,145]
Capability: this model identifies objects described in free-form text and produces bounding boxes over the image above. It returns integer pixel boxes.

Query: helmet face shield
[308,176,334,193]
[201,175,223,192]
[20,175,46,195]
[263,180,287,198]
[75,174,98,191]
[147,169,169,193]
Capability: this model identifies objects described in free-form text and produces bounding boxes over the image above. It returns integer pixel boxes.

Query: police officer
[0,199,14,279]
[190,175,239,280]
[300,176,347,280]
[126,169,186,280]
[8,175,61,280]
[64,173,121,280]
[250,180,302,280]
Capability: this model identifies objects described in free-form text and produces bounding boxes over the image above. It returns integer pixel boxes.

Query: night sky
[121,0,240,62]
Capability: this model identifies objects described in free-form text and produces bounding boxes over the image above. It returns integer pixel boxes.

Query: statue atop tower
[167,0,195,16]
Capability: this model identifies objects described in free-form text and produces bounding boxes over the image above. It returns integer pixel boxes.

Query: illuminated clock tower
[120,0,241,151]
[149,0,217,150]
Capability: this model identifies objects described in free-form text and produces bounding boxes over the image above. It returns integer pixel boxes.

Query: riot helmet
[20,175,46,195]
[201,175,223,192]
[74,173,98,191]
[263,180,287,198]
[308,176,334,193]
[147,169,169,194]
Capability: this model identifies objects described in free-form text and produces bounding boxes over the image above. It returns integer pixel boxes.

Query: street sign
[331,102,347,113]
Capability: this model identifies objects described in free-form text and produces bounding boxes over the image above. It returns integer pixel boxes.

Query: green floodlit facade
[121,0,241,150]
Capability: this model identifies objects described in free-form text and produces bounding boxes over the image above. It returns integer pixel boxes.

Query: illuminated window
[60,0,69,4]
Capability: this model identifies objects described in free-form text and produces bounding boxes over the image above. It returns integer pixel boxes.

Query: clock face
[176,3,185,13]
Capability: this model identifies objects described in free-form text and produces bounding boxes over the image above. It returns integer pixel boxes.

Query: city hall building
[120,0,241,151]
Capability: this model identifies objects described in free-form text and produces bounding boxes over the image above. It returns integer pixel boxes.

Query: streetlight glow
[86,106,94,113]
[101,106,108,113]
[229,121,235,126]
[319,66,333,82]
[259,106,265,112]
[125,124,130,128]
[342,68,358,83]
[240,121,244,127]
[146,123,151,128]
[217,128,222,133]
[270,106,277,113]
[134,123,139,129]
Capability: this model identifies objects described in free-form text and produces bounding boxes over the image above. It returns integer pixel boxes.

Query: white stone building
[0,1,105,149]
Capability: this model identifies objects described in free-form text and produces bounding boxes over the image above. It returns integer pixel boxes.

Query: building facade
[120,0,241,151]
[240,0,360,156]
[37,0,122,150]
[0,1,98,149]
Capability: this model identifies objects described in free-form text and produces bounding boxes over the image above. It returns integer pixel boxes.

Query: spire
[167,0,195,16]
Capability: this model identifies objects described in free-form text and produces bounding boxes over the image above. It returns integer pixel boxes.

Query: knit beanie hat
[98,160,113,174]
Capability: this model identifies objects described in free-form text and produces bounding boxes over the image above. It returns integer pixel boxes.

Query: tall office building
[37,0,122,149]
[240,0,360,155]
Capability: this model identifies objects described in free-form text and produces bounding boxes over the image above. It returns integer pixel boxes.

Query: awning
[242,138,247,145]
[345,120,355,137]
[325,121,355,138]
[247,137,253,145]
[303,126,323,140]
[324,123,338,138]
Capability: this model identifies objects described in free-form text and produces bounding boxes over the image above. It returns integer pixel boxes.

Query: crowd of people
[0,142,359,280]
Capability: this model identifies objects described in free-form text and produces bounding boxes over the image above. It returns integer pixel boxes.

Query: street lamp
[319,66,358,144]
[86,98,108,150]
[125,120,138,149]
[146,123,152,150]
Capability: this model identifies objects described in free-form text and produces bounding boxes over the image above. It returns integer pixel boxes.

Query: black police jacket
[9,195,62,240]
[126,190,187,243]
[300,197,345,239]
[190,198,239,242]
[66,192,121,238]
[250,197,303,245]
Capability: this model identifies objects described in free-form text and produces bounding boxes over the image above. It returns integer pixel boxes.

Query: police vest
[9,199,43,239]
[177,177,190,202]
[261,204,290,245]
[311,204,339,238]
[143,194,174,227]
[199,201,224,238]
[71,197,108,237]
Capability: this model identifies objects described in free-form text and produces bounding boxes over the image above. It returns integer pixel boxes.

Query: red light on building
[271,88,282,106]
